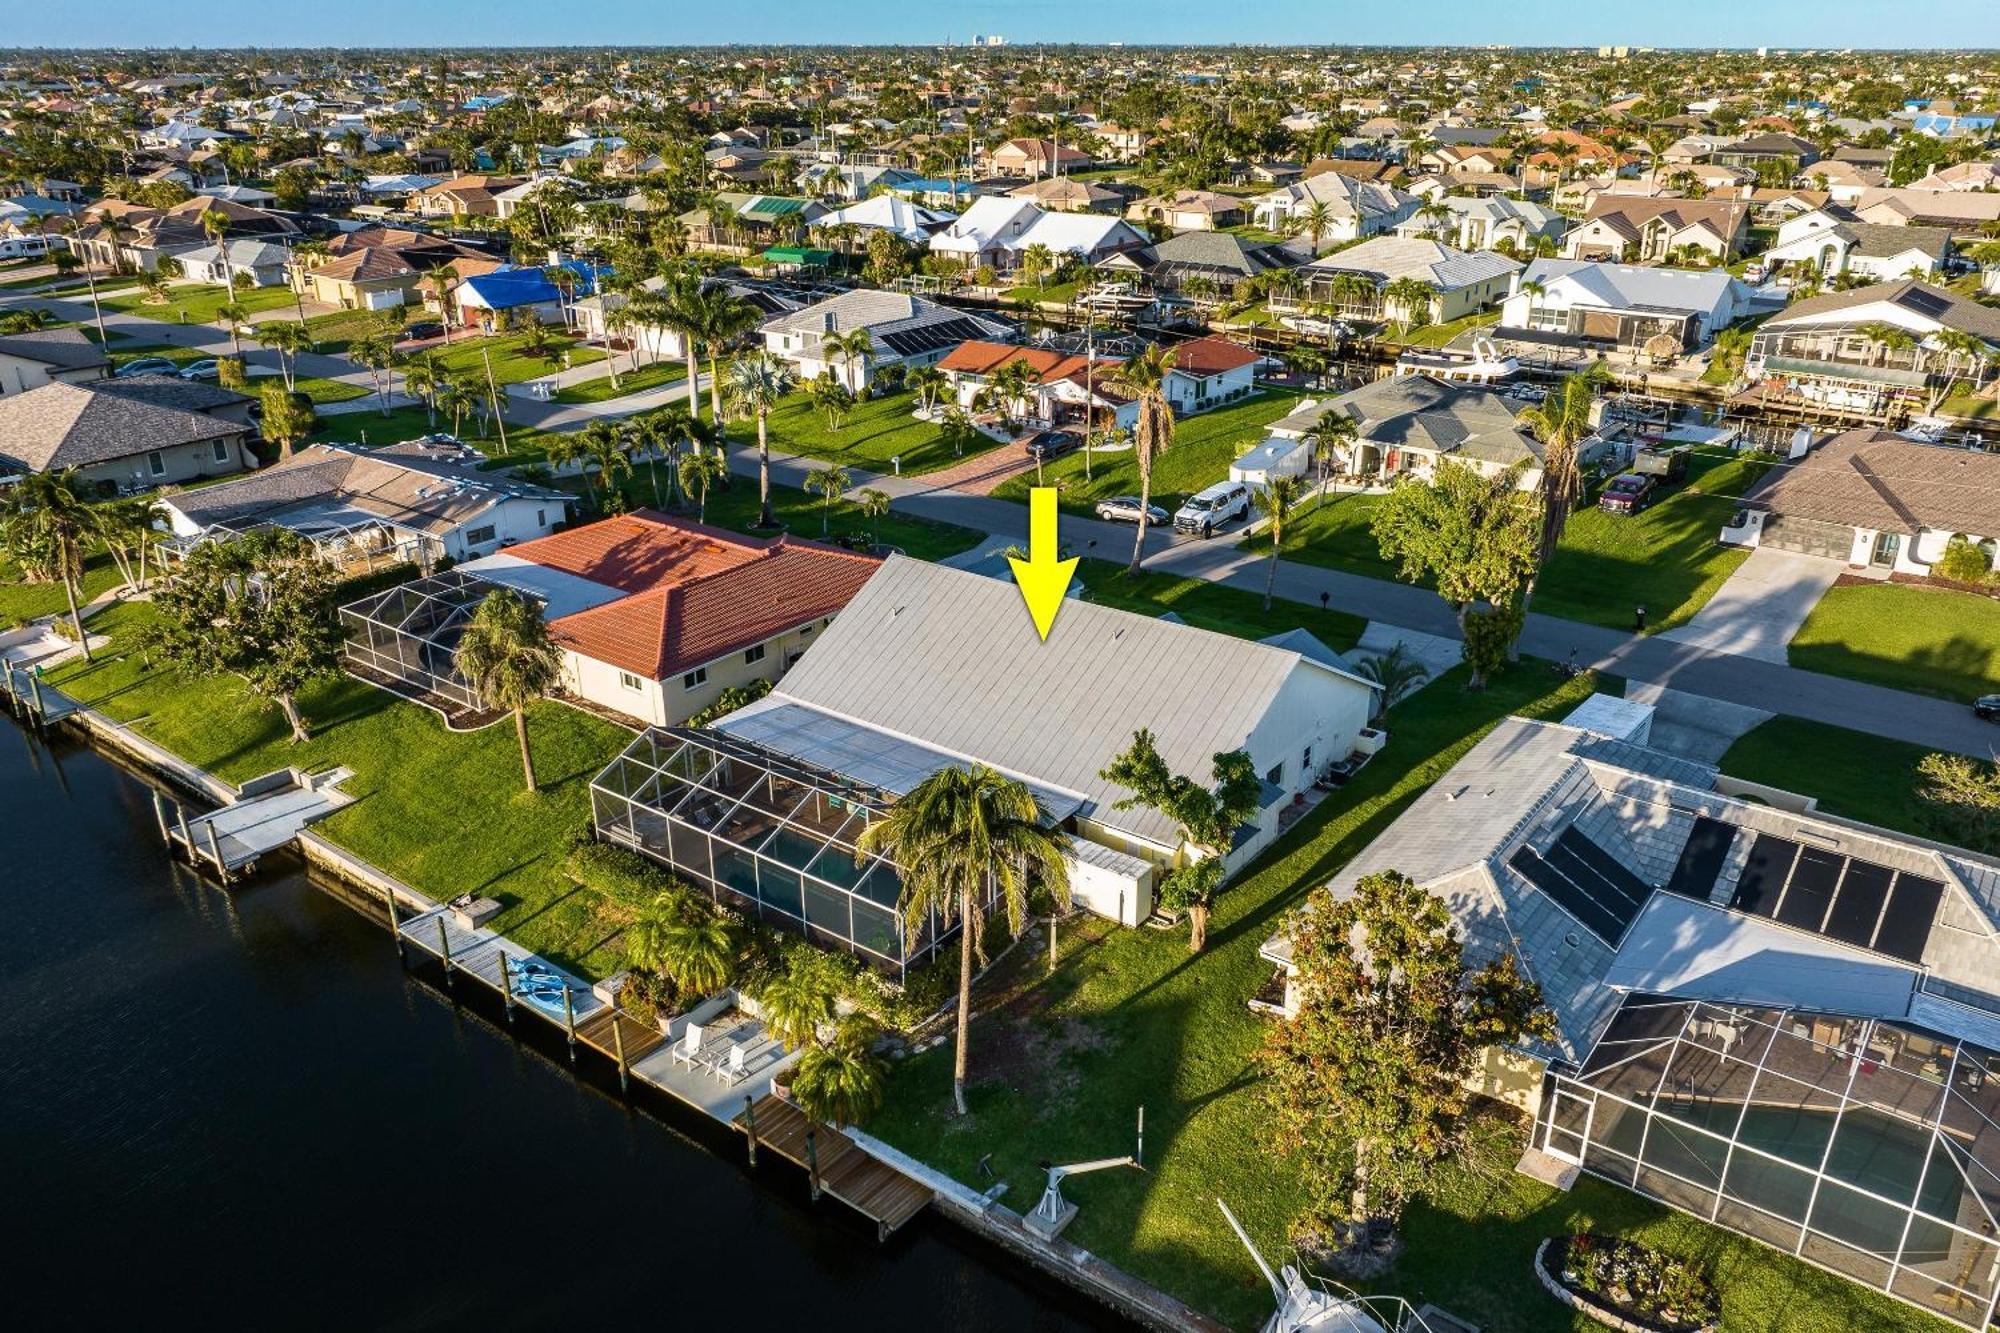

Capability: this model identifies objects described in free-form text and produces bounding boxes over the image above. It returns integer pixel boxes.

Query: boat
[1394,333,1519,385]
[1074,281,1156,314]
[1217,1200,1442,1333]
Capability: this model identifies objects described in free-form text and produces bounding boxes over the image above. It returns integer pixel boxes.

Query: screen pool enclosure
[338,570,506,720]
[590,727,1004,977]
[1537,995,2000,1328]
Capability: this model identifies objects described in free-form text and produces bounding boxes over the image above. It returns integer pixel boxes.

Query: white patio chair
[669,1022,705,1070]
[710,1042,747,1084]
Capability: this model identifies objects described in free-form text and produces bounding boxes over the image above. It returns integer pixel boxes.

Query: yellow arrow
[1008,487,1079,641]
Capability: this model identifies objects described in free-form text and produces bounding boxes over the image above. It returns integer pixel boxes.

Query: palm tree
[856,488,892,546]
[436,375,479,440]
[254,319,313,392]
[1350,643,1430,723]
[1297,199,1334,254]
[1,469,97,659]
[1519,366,1606,615]
[423,263,461,343]
[351,330,401,416]
[694,287,761,426]
[1020,241,1057,292]
[288,237,329,322]
[199,207,235,290]
[804,464,852,535]
[1253,475,1307,610]
[820,326,875,393]
[906,365,947,415]
[757,949,840,1054]
[677,449,728,522]
[857,765,1068,1116]
[93,494,164,594]
[1383,276,1436,336]
[1301,410,1358,491]
[725,352,795,528]
[1105,344,1177,574]
[644,911,738,996]
[452,587,563,792]
[402,356,444,428]
[215,299,249,359]
[790,1013,888,1128]
[578,420,633,505]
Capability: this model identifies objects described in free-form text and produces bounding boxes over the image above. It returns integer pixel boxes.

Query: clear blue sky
[9,1,1998,50]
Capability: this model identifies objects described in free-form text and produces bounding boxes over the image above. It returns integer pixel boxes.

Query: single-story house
[409,174,527,219]
[572,277,804,362]
[988,138,1095,178]
[1276,375,1543,487]
[1723,428,2000,574]
[161,439,570,572]
[1165,336,1262,415]
[1501,259,1751,353]
[1008,176,1124,215]
[1125,190,1247,233]
[0,375,254,493]
[812,194,955,245]
[176,237,293,288]
[1391,195,1567,252]
[1851,187,2000,232]
[343,511,880,730]
[0,328,110,397]
[453,267,568,327]
[759,288,1013,391]
[935,340,1139,432]
[1763,221,1953,285]
[589,554,1379,974]
[1140,230,1297,298]
[679,193,831,247]
[1256,693,2000,1333]
[1743,279,2000,418]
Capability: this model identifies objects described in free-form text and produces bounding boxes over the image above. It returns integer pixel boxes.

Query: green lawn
[991,389,1306,515]
[312,402,553,459]
[99,283,297,326]
[1390,309,1501,349]
[110,343,367,405]
[1259,452,1771,634]
[867,661,1937,1332]
[1788,583,2000,704]
[412,330,603,387]
[42,600,638,977]
[0,549,123,629]
[1078,557,1365,650]
[302,305,421,356]
[1720,716,1937,840]
[760,388,1005,477]
[554,358,688,404]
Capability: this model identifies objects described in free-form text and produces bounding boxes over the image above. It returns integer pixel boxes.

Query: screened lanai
[1538,995,2000,1329]
[590,727,996,976]
[338,569,505,721]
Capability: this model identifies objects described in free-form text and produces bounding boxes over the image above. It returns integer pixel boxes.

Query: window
[618,671,642,692]
[536,508,548,528]
[743,643,766,665]
[1302,745,1313,772]
[798,624,813,638]
[464,524,496,545]
[211,439,230,463]
[147,450,166,476]
[682,667,708,690]
[1264,761,1283,785]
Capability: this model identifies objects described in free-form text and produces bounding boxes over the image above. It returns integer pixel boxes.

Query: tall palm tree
[1301,410,1358,491]
[1105,344,1177,574]
[199,207,235,289]
[254,319,313,392]
[1,469,97,660]
[215,299,249,359]
[677,449,728,522]
[1519,366,1606,614]
[855,764,1069,1117]
[1297,199,1334,254]
[725,352,795,528]
[402,355,444,427]
[856,488,891,547]
[93,494,164,594]
[804,464,852,534]
[351,330,401,416]
[288,237,330,322]
[578,420,633,506]
[424,263,461,343]
[1383,276,1436,336]
[906,365,947,415]
[452,587,563,792]
[1254,475,1307,610]
[656,269,709,423]
[820,326,875,392]
[695,287,761,425]
[791,1014,888,1128]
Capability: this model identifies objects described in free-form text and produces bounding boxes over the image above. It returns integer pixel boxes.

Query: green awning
[744,196,807,218]
[762,246,835,266]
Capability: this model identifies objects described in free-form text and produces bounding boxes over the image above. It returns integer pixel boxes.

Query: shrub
[1934,533,1993,584]
[1556,1233,1719,1332]
[564,838,699,912]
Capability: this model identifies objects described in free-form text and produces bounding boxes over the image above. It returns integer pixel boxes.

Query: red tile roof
[937,340,1094,381]
[516,512,881,679]
[1169,336,1261,377]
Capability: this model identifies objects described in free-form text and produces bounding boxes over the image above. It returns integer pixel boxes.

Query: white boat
[1899,415,1953,444]
[1217,1200,1440,1333]
[1075,281,1155,313]
[1394,333,1519,385]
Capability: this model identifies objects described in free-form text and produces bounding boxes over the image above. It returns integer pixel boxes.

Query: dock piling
[805,1126,823,1201]
[499,955,514,1022]
[27,672,44,726]
[436,916,453,987]
[204,822,226,878]
[562,986,577,1060]
[151,791,170,844]
[385,890,403,961]
[175,803,193,860]
[611,1012,629,1094]
[743,1094,759,1167]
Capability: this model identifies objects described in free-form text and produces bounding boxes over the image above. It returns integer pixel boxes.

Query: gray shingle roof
[0,377,247,473]
[1767,278,2000,342]
[0,327,109,372]
[1330,375,1544,468]
[1304,235,1519,291]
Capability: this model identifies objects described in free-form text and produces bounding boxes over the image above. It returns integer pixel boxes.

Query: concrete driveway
[1658,547,1847,664]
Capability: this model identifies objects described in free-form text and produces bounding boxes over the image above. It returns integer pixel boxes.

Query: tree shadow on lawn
[1794,629,1995,701]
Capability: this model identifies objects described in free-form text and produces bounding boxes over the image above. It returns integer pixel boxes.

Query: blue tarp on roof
[458,268,561,310]
[891,177,978,200]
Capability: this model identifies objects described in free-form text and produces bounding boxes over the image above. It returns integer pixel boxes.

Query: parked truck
[1633,445,1691,484]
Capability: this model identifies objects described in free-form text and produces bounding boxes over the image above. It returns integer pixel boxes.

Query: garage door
[1760,515,1852,560]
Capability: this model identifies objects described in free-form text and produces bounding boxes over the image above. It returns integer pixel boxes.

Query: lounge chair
[670,1023,705,1070]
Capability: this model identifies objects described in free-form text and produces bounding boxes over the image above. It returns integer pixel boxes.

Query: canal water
[0,725,1129,1331]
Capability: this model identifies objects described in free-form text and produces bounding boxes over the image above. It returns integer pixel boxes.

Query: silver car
[1095,495,1168,525]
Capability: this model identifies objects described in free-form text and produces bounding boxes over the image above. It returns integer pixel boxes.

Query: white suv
[1173,481,1251,537]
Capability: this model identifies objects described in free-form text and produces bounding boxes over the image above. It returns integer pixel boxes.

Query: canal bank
[16,691,1225,1332]
[0,716,1139,1332]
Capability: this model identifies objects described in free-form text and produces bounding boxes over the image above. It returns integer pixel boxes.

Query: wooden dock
[151,769,353,878]
[737,1094,931,1240]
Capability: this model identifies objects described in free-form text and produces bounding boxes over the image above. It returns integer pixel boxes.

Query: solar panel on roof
[1898,288,1951,319]
[1665,817,1736,902]
[1875,874,1943,964]
[1824,859,1892,948]
[1776,845,1842,932]
[1722,829,1942,964]
[1509,827,1653,946]
[1730,833,1798,916]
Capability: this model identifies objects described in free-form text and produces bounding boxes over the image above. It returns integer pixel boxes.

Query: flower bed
[1535,1234,1719,1333]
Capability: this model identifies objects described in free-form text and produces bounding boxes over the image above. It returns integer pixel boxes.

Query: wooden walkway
[737,1094,931,1239]
[574,1006,667,1068]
